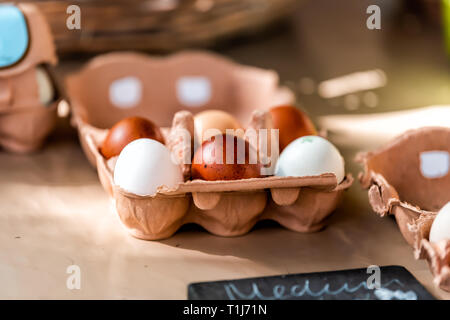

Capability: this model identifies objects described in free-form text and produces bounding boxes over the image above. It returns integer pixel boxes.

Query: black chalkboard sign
[188,266,434,300]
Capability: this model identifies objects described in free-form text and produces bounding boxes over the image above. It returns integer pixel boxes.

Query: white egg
[113,138,183,196]
[275,135,345,183]
[429,202,450,243]
[35,66,54,105]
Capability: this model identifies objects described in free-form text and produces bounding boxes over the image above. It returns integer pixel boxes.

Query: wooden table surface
[1,0,449,299]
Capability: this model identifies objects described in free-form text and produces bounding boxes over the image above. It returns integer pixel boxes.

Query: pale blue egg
[0,5,29,68]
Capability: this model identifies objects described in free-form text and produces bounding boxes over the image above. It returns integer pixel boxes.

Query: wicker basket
[16,0,298,54]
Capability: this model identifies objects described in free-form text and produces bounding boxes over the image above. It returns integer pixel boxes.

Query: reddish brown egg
[100,116,164,159]
[191,134,263,181]
[269,105,317,151]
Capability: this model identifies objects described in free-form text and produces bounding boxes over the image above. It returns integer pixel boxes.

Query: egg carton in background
[66,51,352,240]
[0,4,60,153]
[357,127,450,292]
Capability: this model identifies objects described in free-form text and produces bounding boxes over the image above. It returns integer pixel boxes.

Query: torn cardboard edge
[410,212,450,292]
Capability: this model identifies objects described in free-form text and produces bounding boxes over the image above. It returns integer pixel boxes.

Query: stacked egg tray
[0,4,59,153]
[67,51,353,240]
[358,127,450,291]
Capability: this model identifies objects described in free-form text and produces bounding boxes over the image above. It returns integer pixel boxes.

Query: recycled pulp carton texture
[66,51,353,240]
[358,127,450,291]
[0,4,59,153]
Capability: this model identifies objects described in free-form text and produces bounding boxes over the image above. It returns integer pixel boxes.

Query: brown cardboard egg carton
[66,51,352,240]
[0,4,59,153]
[81,112,353,240]
[357,126,450,291]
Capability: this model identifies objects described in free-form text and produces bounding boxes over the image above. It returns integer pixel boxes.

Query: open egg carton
[66,51,353,240]
[0,3,60,153]
[357,127,450,291]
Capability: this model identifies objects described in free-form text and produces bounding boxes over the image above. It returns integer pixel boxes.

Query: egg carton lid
[357,126,450,221]
[66,50,295,129]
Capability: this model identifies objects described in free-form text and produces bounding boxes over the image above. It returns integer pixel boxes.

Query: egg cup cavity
[0,4,59,153]
[68,51,353,240]
[357,126,450,291]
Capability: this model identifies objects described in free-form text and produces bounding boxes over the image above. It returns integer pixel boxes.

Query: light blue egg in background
[0,5,29,68]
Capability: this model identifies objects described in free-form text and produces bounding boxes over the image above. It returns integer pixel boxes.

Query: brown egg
[191,134,262,181]
[194,110,243,142]
[269,105,317,151]
[100,116,164,159]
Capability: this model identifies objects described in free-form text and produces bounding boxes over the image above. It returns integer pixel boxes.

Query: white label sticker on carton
[420,151,449,178]
[176,76,211,107]
[109,76,142,109]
